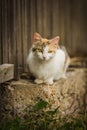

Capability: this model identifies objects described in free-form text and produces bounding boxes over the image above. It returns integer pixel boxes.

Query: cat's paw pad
[34,79,43,84]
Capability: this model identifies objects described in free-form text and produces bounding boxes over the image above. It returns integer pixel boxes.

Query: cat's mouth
[41,58,47,61]
[43,56,46,60]
[40,57,51,62]
[38,57,47,62]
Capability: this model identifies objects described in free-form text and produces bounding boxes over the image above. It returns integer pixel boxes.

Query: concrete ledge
[0,64,14,83]
[0,68,87,121]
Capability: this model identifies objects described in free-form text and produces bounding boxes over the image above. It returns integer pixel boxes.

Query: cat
[27,33,70,85]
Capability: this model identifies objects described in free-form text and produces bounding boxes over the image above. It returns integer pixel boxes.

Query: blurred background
[0,0,87,77]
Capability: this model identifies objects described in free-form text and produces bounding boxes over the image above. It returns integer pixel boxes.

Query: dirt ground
[0,57,87,121]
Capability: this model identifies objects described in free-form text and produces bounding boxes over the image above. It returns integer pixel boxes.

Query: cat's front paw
[44,78,53,85]
[34,79,43,84]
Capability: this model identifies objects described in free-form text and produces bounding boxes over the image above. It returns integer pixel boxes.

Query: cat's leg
[61,73,67,79]
[54,71,63,81]
[54,72,66,80]
[44,78,53,85]
[34,79,43,84]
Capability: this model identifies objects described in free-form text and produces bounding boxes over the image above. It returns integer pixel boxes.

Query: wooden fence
[0,0,87,78]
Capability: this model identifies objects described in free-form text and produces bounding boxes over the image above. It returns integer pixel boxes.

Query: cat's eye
[47,41,50,44]
[48,50,53,53]
[32,48,36,52]
[37,48,42,52]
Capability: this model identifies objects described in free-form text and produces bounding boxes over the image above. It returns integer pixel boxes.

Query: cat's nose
[43,55,46,59]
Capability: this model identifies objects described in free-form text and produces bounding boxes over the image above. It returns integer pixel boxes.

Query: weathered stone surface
[0,67,87,122]
[0,64,14,83]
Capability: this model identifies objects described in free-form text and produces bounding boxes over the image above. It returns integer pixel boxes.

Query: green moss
[0,100,87,130]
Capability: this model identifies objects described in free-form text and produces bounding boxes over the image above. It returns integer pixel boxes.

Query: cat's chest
[31,60,55,78]
[32,59,54,71]
[31,56,60,75]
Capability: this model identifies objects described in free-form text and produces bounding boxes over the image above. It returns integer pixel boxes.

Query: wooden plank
[47,0,53,38]
[30,0,37,42]
[70,0,78,55]
[59,0,65,45]
[42,0,50,38]
[82,0,87,55]
[5,0,9,63]
[21,0,25,72]
[0,64,14,83]
[16,0,22,78]
[75,0,86,56]
[52,0,60,37]
[27,0,31,50]
[36,0,43,34]
[63,0,72,55]
[22,0,28,72]
[13,0,18,78]
[8,0,14,63]
[2,0,8,63]
[0,0,2,64]
[1,0,5,63]
[7,0,11,63]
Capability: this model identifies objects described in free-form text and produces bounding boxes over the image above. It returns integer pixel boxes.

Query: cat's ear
[33,32,41,43]
[50,36,60,48]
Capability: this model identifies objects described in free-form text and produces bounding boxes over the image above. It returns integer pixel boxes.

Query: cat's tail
[60,46,71,73]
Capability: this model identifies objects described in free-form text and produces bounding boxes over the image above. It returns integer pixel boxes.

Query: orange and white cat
[27,33,70,85]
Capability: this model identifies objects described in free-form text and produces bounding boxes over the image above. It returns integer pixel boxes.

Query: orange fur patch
[48,44,57,52]
[33,37,58,53]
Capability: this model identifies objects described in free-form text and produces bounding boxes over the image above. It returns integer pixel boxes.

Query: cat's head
[32,32,60,61]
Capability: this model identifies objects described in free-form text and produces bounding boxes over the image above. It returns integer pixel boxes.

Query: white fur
[27,48,66,85]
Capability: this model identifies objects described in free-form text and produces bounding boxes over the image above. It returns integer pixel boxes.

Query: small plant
[0,100,87,130]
